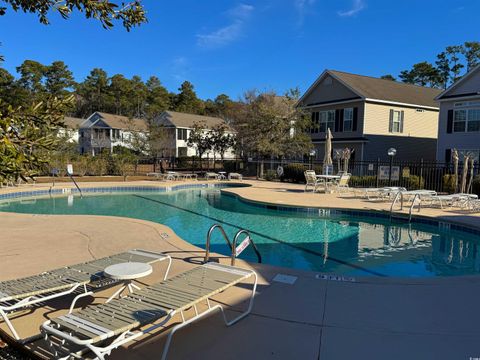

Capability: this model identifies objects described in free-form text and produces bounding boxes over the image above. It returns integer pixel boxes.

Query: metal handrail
[390,191,403,219]
[68,174,83,198]
[204,224,233,263]
[408,194,421,222]
[232,230,262,266]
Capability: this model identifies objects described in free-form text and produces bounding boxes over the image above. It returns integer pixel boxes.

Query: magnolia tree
[0,96,74,183]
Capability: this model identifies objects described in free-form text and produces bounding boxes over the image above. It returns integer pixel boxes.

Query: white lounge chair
[0,250,171,341]
[205,172,220,180]
[228,172,243,181]
[41,263,257,360]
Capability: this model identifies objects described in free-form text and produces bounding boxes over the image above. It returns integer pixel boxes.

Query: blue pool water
[1,187,479,277]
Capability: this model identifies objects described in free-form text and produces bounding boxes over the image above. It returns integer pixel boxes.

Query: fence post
[420,158,424,189]
[376,158,380,188]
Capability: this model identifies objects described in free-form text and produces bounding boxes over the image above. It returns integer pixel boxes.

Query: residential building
[297,70,442,162]
[78,112,148,155]
[60,116,84,143]
[154,111,236,159]
[435,64,480,162]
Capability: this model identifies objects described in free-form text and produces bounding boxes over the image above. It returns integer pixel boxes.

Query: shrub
[472,176,480,196]
[442,174,457,194]
[348,175,424,190]
[281,163,307,183]
[264,169,277,181]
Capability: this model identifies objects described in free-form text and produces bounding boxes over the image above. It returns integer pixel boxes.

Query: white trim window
[390,110,402,133]
[343,108,353,132]
[177,128,188,140]
[319,110,335,132]
[453,102,480,132]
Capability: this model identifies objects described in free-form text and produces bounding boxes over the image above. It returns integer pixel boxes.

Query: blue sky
[1,0,478,100]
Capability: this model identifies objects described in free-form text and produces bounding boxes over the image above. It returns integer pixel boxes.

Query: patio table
[104,262,153,303]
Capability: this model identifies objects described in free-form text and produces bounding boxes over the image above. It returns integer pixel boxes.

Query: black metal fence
[133,156,480,194]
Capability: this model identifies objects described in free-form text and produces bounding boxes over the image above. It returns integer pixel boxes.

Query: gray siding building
[435,64,480,162]
[298,70,442,162]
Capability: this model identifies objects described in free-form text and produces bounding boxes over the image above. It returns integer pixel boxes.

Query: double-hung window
[319,110,335,132]
[177,128,188,140]
[390,110,402,133]
[343,108,353,132]
[453,109,467,132]
[453,102,480,133]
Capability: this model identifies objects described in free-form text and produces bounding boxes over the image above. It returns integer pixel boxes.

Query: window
[343,108,353,132]
[453,110,467,132]
[310,110,335,133]
[467,109,480,132]
[390,110,402,133]
[112,129,121,140]
[177,128,188,140]
[319,110,335,132]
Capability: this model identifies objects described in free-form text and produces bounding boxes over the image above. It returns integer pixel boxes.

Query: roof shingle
[329,70,442,108]
[158,111,228,129]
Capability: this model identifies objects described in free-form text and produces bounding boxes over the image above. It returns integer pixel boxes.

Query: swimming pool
[1,185,479,278]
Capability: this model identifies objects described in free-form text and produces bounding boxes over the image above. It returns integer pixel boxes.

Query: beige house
[297,70,442,161]
[154,111,235,159]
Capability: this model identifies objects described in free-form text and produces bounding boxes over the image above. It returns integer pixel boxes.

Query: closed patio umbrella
[460,155,469,194]
[323,128,333,172]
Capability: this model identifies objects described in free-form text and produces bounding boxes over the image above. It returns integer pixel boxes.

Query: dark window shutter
[339,109,345,132]
[447,110,453,133]
[400,110,405,133]
[445,149,451,163]
[352,107,358,131]
[389,109,394,132]
[334,109,340,132]
[310,112,315,133]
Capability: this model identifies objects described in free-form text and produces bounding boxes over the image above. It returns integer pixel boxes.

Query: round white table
[218,171,227,180]
[104,262,153,303]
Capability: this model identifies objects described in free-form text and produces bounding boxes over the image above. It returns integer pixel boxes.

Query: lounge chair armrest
[69,291,94,314]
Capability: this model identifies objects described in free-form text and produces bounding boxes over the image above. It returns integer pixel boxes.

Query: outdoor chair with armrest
[304,170,322,192]
[41,262,257,360]
[0,249,171,341]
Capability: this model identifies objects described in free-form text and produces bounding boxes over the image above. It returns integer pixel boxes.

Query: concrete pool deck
[1,179,480,359]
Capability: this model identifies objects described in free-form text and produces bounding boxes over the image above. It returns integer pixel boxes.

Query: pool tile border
[1,183,480,237]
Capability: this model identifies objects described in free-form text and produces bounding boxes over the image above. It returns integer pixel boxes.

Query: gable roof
[85,112,148,131]
[435,64,480,101]
[300,70,442,109]
[63,116,85,129]
[158,111,228,129]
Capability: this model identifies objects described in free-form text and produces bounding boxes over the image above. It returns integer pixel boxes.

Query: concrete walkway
[0,180,479,359]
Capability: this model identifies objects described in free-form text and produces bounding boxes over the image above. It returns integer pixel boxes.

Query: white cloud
[294,0,316,25]
[338,0,366,17]
[197,4,254,49]
[171,56,188,82]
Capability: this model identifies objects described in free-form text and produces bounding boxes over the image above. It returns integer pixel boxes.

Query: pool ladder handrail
[232,229,262,266]
[204,224,262,266]
[389,191,404,219]
[408,194,421,222]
